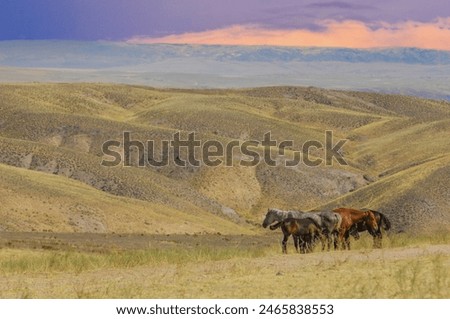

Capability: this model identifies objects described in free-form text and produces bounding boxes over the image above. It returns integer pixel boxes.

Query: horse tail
[269,221,283,230]
[380,213,391,231]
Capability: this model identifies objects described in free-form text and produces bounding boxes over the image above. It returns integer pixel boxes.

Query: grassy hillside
[0,83,449,234]
[0,163,252,234]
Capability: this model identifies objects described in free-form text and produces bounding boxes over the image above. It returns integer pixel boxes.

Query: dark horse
[262,208,341,251]
[349,209,391,248]
[333,207,379,250]
[270,217,324,254]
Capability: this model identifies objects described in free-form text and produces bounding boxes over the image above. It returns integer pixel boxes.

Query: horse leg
[373,232,382,249]
[321,234,327,252]
[320,231,326,251]
[306,239,312,253]
[298,236,304,254]
[333,231,339,250]
[338,229,346,250]
[282,234,289,254]
[293,235,299,253]
[310,234,316,253]
[344,232,351,250]
[319,233,329,251]
[326,232,332,251]
[304,235,312,253]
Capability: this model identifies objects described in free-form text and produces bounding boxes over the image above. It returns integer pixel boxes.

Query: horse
[262,208,341,251]
[349,209,391,248]
[262,208,311,251]
[262,208,307,228]
[313,210,342,250]
[332,207,379,250]
[270,217,324,254]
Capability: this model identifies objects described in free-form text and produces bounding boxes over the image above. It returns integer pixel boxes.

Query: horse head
[262,208,282,228]
[364,210,379,235]
[349,224,361,240]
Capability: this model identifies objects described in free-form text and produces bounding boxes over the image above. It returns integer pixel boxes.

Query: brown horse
[270,217,324,254]
[349,209,391,248]
[333,207,378,250]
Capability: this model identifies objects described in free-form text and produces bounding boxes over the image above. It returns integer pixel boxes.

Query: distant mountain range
[1,41,449,100]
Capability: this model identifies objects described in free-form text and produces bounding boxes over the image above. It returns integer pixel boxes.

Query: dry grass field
[0,232,448,298]
[0,83,449,298]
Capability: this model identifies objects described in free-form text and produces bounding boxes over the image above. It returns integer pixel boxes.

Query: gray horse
[262,208,342,251]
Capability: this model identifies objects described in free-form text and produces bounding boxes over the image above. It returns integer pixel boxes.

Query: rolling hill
[0,83,449,234]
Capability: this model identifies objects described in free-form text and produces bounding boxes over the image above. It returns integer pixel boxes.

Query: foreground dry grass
[0,234,448,298]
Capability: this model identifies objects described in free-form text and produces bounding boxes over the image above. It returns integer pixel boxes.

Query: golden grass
[0,236,448,298]
[0,246,269,276]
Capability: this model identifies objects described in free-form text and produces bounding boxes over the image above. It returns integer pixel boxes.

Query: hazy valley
[1,41,450,100]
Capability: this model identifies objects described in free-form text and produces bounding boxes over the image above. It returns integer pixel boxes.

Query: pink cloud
[128,18,450,50]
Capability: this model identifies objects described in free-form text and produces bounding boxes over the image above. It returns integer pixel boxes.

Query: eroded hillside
[0,83,449,233]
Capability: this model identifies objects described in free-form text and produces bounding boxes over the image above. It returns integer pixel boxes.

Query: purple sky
[0,0,449,41]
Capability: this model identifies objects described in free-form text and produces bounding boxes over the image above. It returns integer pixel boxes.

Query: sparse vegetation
[0,246,269,275]
[0,83,449,233]
[0,234,448,298]
[0,83,449,298]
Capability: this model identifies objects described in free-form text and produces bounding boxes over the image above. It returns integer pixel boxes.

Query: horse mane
[268,208,288,217]
[268,208,305,219]
[268,208,283,213]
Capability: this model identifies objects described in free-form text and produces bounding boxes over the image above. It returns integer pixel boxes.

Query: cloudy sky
[1,0,449,49]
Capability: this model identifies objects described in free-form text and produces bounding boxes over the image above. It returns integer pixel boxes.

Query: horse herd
[262,207,391,254]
